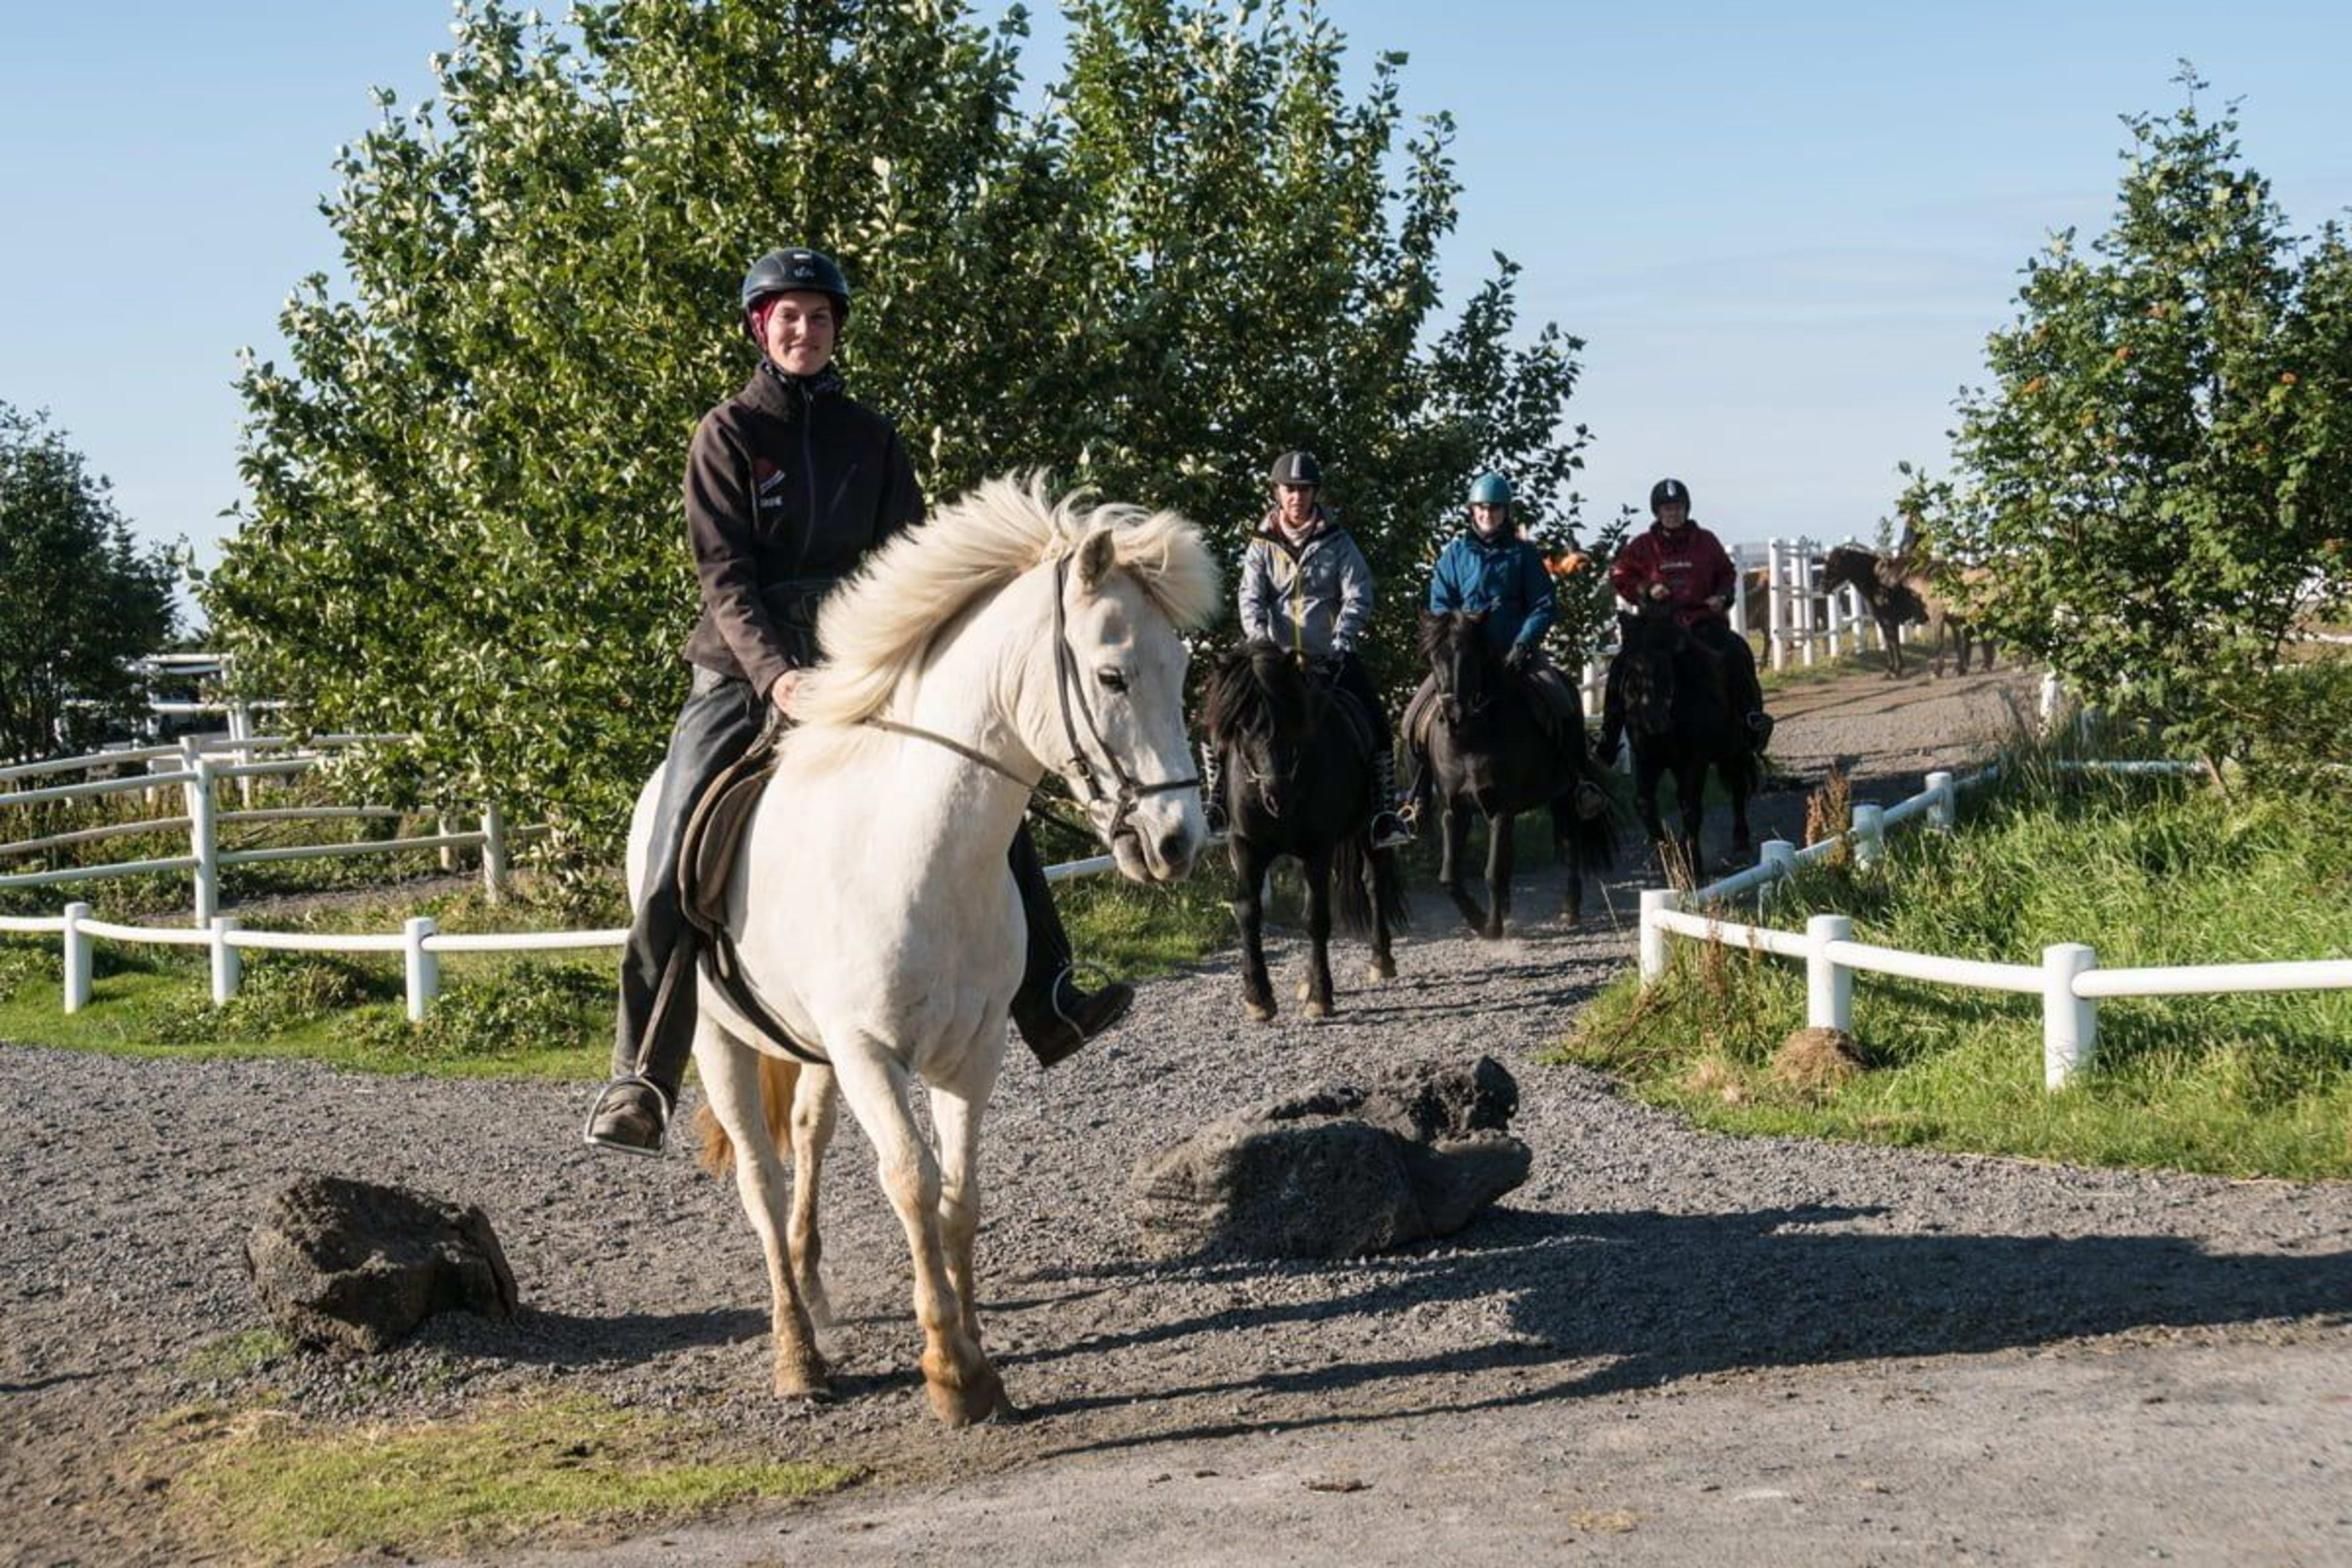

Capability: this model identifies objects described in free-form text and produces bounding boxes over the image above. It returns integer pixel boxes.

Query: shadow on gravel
[1014,1203,2352,1457]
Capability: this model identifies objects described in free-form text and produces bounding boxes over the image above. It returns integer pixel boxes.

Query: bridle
[863,554,1197,846]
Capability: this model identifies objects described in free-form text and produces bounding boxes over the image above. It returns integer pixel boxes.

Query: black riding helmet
[1268,450,1323,487]
[741,247,852,336]
[1649,477,1691,513]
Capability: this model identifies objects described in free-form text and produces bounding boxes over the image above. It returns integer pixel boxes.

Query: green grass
[1555,761,2352,1177]
[153,1393,855,1563]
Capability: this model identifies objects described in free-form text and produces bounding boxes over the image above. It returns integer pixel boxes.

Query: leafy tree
[1925,69,2352,767]
[208,0,1599,849]
[0,404,177,763]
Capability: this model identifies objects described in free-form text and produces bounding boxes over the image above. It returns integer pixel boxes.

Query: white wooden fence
[1634,762,2352,1090]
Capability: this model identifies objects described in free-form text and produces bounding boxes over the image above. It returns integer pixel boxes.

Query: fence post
[228,701,255,807]
[2041,943,2098,1090]
[209,915,242,1005]
[480,803,509,900]
[1806,913,1854,1031]
[1638,888,1679,985]
[1850,802,1886,869]
[62,900,92,1013]
[404,916,440,1022]
[184,750,219,928]
[1925,771,1956,832]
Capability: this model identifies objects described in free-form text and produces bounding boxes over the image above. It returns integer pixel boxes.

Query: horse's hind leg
[1550,796,1583,924]
[1294,842,1336,1017]
[832,1042,1004,1428]
[787,1065,837,1330]
[700,1027,830,1400]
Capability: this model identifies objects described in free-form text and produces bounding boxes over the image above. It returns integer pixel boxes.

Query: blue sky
[4,1,2348,583]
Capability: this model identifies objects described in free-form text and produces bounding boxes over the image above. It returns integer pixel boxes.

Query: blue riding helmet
[1468,472,1513,507]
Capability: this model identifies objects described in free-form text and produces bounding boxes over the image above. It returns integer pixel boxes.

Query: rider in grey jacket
[1210,450,1411,848]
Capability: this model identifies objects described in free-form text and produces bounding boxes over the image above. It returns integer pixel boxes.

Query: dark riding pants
[612,667,1080,1098]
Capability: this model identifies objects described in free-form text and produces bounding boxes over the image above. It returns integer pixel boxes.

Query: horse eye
[1097,668,1128,693]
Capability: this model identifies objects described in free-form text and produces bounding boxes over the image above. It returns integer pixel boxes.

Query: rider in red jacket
[1597,478,1773,763]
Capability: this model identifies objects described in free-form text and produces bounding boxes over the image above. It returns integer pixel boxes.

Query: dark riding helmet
[1268,451,1323,488]
[741,247,851,334]
[1649,477,1691,513]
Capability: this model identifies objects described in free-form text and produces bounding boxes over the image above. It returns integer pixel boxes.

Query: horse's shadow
[999,1203,2352,1457]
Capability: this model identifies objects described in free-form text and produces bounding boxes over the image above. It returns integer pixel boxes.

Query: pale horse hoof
[926,1360,1012,1428]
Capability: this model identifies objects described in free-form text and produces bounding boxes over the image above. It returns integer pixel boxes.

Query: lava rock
[1133,1056,1532,1260]
[244,1175,517,1355]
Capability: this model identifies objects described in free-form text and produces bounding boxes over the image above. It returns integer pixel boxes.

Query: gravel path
[7,665,2351,1567]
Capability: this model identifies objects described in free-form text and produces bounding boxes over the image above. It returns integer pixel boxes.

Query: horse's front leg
[928,1063,1000,1369]
[1231,837,1277,1023]
[1442,799,1487,932]
[1482,810,1514,940]
[1295,841,1336,1017]
[788,1064,837,1329]
[699,1026,829,1400]
[832,1043,1004,1428]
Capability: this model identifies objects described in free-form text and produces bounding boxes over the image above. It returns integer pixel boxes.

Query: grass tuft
[154,1393,856,1563]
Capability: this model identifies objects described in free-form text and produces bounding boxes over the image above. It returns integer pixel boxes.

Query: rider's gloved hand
[1504,643,1536,674]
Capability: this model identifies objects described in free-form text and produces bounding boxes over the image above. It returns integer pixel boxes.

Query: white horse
[627,476,1218,1426]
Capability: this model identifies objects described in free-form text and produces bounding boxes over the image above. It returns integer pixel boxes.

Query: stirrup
[582,1074,674,1157]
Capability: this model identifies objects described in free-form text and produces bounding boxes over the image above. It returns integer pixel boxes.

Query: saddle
[676,727,827,1065]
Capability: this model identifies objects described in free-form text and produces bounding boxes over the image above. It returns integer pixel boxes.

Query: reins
[857,553,1197,845]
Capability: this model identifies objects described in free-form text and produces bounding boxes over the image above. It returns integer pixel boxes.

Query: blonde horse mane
[791,473,1221,731]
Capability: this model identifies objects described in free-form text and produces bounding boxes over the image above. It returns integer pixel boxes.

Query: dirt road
[9,665,2350,1567]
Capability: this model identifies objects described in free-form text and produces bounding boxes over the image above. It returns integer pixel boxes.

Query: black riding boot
[1007,825,1135,1066]
[586,667,766,1155]
[1596,655,1628,766]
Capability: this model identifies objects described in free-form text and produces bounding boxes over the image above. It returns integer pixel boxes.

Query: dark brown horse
[1820,543,1992,678]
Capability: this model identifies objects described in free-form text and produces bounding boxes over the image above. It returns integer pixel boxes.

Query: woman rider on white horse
[584,246,1135,1155]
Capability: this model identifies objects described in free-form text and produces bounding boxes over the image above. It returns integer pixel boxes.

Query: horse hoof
[774,1357,835,1403]
[927,1362,1010,1428]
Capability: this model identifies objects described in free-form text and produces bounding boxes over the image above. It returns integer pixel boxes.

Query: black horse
[1416,610,1615,939]
[1617,602,1757,886]
[1201,643,1409,1022]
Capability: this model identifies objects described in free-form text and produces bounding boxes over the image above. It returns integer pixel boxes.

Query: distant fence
[1634,760,2352,1090]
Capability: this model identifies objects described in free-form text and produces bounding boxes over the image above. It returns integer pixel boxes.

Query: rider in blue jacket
[1428,472,1557,663]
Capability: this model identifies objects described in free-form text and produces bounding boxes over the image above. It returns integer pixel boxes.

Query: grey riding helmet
[1649,477,1691,513]
[741,247,851,334]
[1268,451,1323,488]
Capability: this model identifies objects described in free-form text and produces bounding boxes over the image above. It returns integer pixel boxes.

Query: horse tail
[694,1052,797,1179]
[1553,788,1618,874]
[1332,834,1376,939]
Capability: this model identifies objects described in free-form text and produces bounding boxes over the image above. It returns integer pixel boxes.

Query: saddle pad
[680,736,778,939]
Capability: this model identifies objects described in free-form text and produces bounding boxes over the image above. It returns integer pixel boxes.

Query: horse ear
[1073,526,1117,592]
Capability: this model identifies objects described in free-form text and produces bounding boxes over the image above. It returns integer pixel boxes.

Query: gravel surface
[7,665,2351,1567]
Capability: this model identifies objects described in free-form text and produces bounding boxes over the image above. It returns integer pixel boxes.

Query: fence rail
[1635,761,2352,1089]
